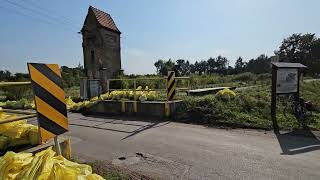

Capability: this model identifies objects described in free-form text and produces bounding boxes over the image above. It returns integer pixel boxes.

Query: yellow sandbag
[48,155,93,179]
[16,146,56,180]
[0,147,105,180]
[2,124,35,139]
[0,151,33,180]
[0,107,3,118]
[0,119,27,134]
[8,137,30,148]
[0,135,9,150]
[28,127,39,145]
[215,88,236,99]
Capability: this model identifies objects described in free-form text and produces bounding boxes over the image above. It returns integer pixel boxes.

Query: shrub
[1,86,33,100]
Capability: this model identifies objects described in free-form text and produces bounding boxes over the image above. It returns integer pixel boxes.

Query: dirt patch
[73,154,158,180]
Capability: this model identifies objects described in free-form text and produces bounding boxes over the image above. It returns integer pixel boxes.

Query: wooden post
[271,65,279,131]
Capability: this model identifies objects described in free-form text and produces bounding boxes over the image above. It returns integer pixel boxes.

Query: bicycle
[283,94,312,123]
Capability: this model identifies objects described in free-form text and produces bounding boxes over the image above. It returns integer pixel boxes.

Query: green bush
[0,86,33,100]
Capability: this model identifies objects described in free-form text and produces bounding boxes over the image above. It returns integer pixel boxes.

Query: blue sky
[0,0,319,74]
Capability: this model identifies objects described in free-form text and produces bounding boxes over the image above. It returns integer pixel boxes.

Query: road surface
[65,113,320,180]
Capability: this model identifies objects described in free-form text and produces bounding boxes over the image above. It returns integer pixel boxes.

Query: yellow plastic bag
[0,147,105,180]
[0,151,33,180]
[28,127,39,145]
[48,155,93,179]
[2,124,35,139]
[0,135,9,150]
[16,146,56,180]
[0,119,27,134]
[215,88,236,99]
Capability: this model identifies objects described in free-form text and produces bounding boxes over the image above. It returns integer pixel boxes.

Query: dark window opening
[91,50,95,62]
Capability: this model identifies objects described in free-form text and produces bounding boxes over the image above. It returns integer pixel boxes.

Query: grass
[65,86,81,99]
[175,81,320,130]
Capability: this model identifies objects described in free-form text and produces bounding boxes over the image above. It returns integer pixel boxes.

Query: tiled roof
[89,6,121,34]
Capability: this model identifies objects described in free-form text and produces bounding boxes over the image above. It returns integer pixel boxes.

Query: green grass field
[175,80,320,130]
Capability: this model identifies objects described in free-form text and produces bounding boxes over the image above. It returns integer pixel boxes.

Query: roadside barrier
[106,74,190,117]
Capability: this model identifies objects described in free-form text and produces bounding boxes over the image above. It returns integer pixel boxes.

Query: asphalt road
[66,113,320,180]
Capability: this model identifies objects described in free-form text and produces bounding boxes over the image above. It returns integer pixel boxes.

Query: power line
[2,0,79,32]
[19,0,79,29]
[0,4,58,27]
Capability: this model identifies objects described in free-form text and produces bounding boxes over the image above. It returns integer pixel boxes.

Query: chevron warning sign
[167,71,176,101]
[27,63,68,143]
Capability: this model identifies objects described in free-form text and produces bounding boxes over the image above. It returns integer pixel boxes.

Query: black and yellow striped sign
[167,71,176,101]
[27,63,68,143]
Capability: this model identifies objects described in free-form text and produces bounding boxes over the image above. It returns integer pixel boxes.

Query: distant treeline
[154,33,320,76]
[155,55,270,76]
[0,65,84,88]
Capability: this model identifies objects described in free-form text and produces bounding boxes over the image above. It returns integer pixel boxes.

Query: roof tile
[90,6,121,34]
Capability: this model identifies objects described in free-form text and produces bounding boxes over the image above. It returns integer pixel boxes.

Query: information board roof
[271,62,307,68]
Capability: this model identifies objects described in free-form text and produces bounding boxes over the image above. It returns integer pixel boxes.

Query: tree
[154,60,165,74]
[13,73,29,81]
[192,61,207,75]
[154,59,175,75]
[234,57,245,73]
[198,61,207,75]
[207,57,217,74]
[276,33,320,75]
[245,54,271,74]
[61,66,84,87]
[215,55,228,74]
[176,59,191,76]
[0,70,12,81]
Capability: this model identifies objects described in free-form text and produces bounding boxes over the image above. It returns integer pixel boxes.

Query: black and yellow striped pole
[27,63,69,147]
[167,71,176,101]
[165,71,176,117]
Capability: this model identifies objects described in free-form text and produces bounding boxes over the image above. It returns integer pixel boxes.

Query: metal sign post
[271,62,307,130]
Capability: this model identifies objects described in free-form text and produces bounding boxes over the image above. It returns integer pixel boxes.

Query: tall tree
[176,59,191,76]
[245,54,271,74]
[154,59,175,75]
[154,60,165,74]
[276,33,320,75]
[215,56,228,74]
[234,57,245,73]
[207,57,217,74]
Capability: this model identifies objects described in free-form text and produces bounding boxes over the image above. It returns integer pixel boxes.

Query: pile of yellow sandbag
[0,108,39,150]
[215,88,236,100]
[0,146,104,180]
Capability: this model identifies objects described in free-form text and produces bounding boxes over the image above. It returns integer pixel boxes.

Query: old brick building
[81,6,121,83]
